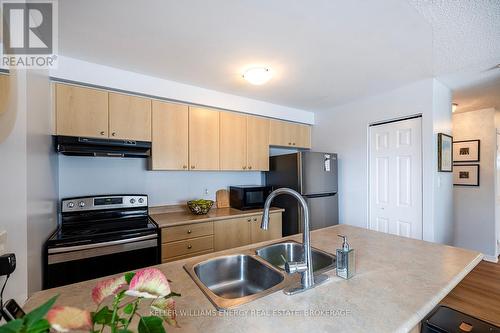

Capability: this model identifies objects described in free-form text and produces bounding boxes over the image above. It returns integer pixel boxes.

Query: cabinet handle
[242,166,247,170]
[187,244,192,249]
[183,165,187,169]
[248,166,252,170]
[247,218,251,222]
[191,165,195,169]
[111,132,116,137]
[288,142,292,145]
[100,131,105,136]
[253,218,257,222]
[187,230,192,234]
[292,142,296,146]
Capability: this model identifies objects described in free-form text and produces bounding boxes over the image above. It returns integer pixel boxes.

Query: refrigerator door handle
[303,193,337,198]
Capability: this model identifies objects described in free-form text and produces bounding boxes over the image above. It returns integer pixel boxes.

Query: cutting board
[216,189,230,208]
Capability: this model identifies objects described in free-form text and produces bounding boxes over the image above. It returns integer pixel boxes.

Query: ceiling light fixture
[242,67,272,85]
[452,103,458,113]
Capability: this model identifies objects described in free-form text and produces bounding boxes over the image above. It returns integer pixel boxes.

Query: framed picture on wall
[453,164,479,186]
[438,133,453,172]
[453,140,480,162]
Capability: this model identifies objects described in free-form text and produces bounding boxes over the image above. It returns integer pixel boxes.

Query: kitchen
[1,1,499,332]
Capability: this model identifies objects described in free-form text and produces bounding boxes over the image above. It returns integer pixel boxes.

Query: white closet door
[369,117,422,239]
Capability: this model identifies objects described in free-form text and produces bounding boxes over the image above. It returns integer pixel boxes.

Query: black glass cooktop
[47,217,158,248]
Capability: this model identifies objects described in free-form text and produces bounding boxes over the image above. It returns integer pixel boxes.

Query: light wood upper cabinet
[189,107,220,170]
[220,112,247,171]
[269,119,311,149]
[151,101,189,170]
[247,116,270,171]
[250,213,282,243]
[56,84,108,138]
[108,93,152,141]
[214,217,251,251]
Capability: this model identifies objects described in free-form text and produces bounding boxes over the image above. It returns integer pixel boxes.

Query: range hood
[55,136,151,158]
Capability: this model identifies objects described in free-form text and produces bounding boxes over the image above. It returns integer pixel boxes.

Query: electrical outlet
[0,230,6,255]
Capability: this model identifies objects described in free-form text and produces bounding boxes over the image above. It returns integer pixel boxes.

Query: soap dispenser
[336,235,355,279]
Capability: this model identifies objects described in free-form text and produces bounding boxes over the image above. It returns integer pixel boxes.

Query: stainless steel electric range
[43,194,160,289]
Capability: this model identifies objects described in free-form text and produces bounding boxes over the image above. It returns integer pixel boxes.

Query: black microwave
[229,185,272,210]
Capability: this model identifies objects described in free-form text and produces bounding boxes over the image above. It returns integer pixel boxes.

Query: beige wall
[452,108,498,259]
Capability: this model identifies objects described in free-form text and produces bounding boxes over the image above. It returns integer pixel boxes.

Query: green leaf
[26,319,50,333]
[23,295,58,329]
[123,303,134,315]
[124,272,135,284]
[92,306,113,325]
[137,316,165,333]
[117,330,133,333]
[0,319,24,333]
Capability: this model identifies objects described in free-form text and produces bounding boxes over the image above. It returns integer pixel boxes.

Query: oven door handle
[48,234,158,254]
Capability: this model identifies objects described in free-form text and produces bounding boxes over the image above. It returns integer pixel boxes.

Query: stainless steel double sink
[183,241,336,310]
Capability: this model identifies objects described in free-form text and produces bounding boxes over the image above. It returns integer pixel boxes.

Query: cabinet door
[247,116,270,171]
[56,84,108,138]
[250,213,282,243]
[220,112,247,171]
[189,107,220,170]
[151,101,189,170]
[214,217,251,251]
[109,92,152,141]
[292,123,312,149]
[269,119,293,147]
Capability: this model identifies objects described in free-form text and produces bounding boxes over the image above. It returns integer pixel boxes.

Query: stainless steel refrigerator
[265,152,338,236]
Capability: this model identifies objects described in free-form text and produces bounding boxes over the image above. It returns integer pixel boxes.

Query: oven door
[44,234,160,289]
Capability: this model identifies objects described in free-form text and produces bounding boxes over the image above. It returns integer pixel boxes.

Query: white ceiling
[58,0,433,112]
[58,0,499,112]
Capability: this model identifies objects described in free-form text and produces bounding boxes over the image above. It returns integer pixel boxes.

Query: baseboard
[483,255,499,263]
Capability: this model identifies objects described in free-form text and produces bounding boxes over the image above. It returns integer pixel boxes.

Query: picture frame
[453,140,480,162]
[453,164,480,186]
[437,133,453,172]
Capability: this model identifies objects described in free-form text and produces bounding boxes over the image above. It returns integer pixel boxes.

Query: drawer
[162,235,213,260]
[162,222,213,243]
[162,249,213,263]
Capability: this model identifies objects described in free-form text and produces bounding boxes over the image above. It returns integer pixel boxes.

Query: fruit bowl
[187,199,214,215]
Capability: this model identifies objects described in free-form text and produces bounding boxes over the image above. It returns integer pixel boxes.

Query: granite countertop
[149,206,284,228]
[25,225,482,333]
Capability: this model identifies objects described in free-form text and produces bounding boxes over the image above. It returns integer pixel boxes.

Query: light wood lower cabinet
[161,222,214,263]
[214,217,252,251]
[250,213,282,243]
[160,212,283,262]
[162,236,214,261]
[214,213,282,251]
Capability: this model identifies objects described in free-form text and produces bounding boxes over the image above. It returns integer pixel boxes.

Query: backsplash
[58,155,263,206]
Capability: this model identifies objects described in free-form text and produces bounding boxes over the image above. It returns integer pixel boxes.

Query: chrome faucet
[262,188,328,295]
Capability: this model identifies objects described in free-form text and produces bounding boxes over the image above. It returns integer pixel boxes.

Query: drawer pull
[247,218,251,222]
[187,244,192,249]
[187,230,192,234]
[253,218,257,222]
[100,131,105,136]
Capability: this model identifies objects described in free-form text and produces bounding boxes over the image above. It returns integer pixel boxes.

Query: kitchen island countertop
[25,225,482,333]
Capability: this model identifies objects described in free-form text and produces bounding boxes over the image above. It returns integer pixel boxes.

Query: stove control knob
[130,198,136,204]
[78,201,85,208]
[67,202,74,208]
[138,198,144,204]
